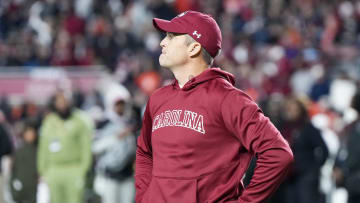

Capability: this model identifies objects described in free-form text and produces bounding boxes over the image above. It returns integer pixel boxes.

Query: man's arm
[135,101,153,203]
[221,90,293,203]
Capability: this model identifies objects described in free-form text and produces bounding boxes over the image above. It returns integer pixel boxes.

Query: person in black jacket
[334,91,360,203]
[10,122,38,203]
[0,110,12,203]
[268,96,329,203]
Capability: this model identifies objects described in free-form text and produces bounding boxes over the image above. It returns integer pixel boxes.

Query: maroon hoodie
[135,68,293,203]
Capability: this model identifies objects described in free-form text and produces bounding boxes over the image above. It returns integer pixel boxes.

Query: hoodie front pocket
[144,176,197,203]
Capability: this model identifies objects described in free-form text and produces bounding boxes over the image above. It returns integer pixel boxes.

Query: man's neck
[171,63,209,88]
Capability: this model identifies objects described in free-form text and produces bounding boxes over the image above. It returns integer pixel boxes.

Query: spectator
[92,83,136,203]
[282,96,329,203]
[334,91,360,203]
[10,121,38,203]
[37,90,93,203]
[0,110,12,203]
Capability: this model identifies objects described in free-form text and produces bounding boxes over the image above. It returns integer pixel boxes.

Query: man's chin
[159,61,170,69]
[160,65,171,69]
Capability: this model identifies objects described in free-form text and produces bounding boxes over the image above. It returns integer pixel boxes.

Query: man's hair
[185,35,215,66]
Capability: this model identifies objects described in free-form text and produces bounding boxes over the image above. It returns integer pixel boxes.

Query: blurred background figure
[92,83,136,203]
[37,90,93,203]
[333,91,360,203]
[266,96,329,203]
[10,121,38,203]
[0,111,12,203]
[283,96,329,203]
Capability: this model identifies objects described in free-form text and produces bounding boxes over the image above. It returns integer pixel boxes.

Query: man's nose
[160,37,167,48]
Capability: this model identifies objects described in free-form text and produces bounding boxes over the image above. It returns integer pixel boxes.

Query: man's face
[114,100,126,116]
[159,32,189,69]
[54,92,70,113]
[284,99,302,121]
[23,127,36,144]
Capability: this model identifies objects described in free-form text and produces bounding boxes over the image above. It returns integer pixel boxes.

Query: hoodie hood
[104,83,131,123]
[174,67,235,91]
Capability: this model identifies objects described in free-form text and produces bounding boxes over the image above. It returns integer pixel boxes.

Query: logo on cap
[192,31,201,39]
[176,11,188,18]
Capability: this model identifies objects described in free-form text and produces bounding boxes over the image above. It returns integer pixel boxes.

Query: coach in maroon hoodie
[135,10,294,203]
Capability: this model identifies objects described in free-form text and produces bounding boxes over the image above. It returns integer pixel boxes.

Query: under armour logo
[177,11,188,18]
[193,31,201,39]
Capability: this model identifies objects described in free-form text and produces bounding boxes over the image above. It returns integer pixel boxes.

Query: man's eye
[167,33,174,39]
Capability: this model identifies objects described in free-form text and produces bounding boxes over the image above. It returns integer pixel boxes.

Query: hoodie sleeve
[221,90,293,203]
[135,100,153,203]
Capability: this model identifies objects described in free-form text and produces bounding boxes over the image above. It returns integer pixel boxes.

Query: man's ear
[187,42,202,57]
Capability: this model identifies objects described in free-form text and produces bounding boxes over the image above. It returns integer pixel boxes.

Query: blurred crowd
[1,0,360,202]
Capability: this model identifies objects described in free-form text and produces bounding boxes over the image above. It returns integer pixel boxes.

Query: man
[135,10,294,203]
[37,90,93,203]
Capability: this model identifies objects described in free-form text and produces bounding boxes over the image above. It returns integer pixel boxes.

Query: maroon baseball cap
[153,10,222,58]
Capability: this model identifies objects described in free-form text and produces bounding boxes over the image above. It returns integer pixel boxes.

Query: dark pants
[348,195,360,203]
[290,172,325,203]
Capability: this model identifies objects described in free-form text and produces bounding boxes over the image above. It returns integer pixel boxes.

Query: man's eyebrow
[166,32,181,37]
